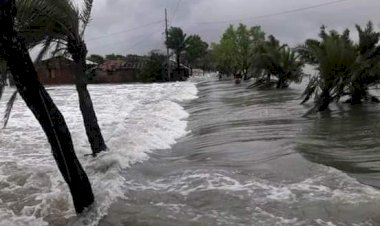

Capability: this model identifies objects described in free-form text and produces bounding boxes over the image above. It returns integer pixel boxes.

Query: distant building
[36,56,76,85]
[36,56,145,85]
[91,56,146,84]
[35,55,190,85]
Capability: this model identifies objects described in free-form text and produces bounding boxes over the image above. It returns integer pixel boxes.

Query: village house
[35,56,77,85]
[35,55,191,85]
[90,55,146,83]
[35,55,144,85]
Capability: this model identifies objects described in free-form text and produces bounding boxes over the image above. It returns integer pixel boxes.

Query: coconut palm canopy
[16,0,92,57]
[299,22,380,112]
[4,0,108,156]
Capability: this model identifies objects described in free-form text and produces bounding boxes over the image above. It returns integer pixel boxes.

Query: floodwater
[2,75,380,225]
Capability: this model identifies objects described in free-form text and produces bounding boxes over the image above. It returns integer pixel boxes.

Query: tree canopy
[87,54,105,64]
[184,34,209,69]
[212,24,265,78]
[299,22,380,112]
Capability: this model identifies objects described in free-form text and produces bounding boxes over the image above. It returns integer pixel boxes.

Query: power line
[169,0,182,27]
[89,25,163,52]
[86,20,164,41]
[117,26,164,54]
[196,0,352,25]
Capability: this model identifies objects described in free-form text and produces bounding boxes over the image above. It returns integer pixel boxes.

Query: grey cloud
[84,0,380,56]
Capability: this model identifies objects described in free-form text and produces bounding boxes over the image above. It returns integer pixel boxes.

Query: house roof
[97,59,146,72]
[40,55,98,65]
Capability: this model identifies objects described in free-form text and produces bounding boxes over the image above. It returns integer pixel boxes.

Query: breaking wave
[0,82,198,226]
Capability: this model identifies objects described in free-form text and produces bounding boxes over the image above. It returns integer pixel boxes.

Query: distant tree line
[208,22,380,114]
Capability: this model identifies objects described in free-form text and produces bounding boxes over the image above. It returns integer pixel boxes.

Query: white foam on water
[123,166,380,225]
[125,166,380,204]
[0,81,198,225]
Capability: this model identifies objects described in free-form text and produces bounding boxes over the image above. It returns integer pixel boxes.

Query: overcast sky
[84,0,380,56]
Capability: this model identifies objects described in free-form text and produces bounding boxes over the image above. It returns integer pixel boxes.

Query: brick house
[90,58,143,84]
[36,56,143,85]
[36,56,77,85]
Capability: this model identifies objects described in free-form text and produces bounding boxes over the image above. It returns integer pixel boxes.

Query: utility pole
[165,8,171,81]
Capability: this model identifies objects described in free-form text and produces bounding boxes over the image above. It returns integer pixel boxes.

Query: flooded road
[2,77,380,225]
[101,78,380,226]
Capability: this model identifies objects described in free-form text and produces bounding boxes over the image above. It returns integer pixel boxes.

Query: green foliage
[299,22,380,112]
[250,35,304,89]
[197,49,217,73]
[212,24,265,77]
[184,35,208,69]
[165,27,187,69]
[105,54,126,61]
[137,52,166,83]
[87,54,104,64]
[16,0,94,63]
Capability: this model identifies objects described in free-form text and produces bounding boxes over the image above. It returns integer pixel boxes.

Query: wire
[89,25,164,53]
[86,20,164,41]
[169,0,182,27]
[123,27,164,53]
[196,0,352,25]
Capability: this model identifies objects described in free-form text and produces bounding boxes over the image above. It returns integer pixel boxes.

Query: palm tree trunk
[317,89,331,112]
[0,0,94,214]
[68,39,107,156]
[76,82,107,155]
[0,65,6,99]
[176,53,180,70]
[350,83,366,105]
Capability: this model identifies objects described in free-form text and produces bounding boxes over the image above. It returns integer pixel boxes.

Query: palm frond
[80,0,93,37]
[34,37,54,63]
[3,90,17,129]
[301,77,318,104]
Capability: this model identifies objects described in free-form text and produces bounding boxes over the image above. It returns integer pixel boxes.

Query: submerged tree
[13,0,108,156]
[213,24,265,79]
[0,0,94,214]
[349,22,380,104]
[184,34,208,74]
[299,23,380,112]
[212,26,238,77]
[250,35,304,89]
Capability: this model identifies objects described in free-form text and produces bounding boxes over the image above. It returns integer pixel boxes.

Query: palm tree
[249,35,304,89]
[0,59,7,99]
[299,23,380,112]
[0,0,94,214]
[274,47,304,89]
[349,22,380,104]
[165,27,187,71]
[12,0,108,156]
[299,27,358,112]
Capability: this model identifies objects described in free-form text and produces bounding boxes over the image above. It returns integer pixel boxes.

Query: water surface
[100,78,380,226]
[2,76,380,226]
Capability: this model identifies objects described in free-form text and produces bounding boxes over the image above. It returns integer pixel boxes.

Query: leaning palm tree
[349,22,380,104]
[249,35,304,89]
[274,47,304,89]
[0,0,94,214]
[299,27,358,112]
[299,23,380,112]
[7,0,108,156]
[0,59,7,100]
